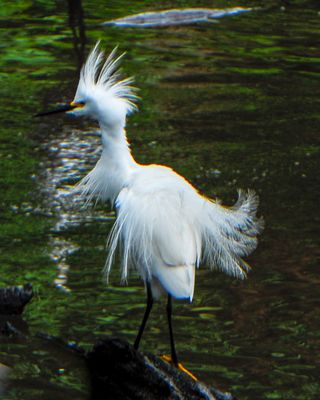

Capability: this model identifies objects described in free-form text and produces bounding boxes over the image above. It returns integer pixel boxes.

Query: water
[0,1,319,399]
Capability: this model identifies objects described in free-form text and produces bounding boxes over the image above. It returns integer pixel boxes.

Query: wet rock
[86,337,234,400]
[0,284,33,315]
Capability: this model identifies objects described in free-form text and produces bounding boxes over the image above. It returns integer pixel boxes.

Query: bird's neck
[100,123,138,174]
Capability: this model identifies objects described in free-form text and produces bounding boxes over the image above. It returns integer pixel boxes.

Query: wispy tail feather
[201,189,263,279]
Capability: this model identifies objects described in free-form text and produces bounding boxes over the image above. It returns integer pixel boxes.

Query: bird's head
[36,43,137,130]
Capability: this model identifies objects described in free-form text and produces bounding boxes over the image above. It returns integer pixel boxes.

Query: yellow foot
[160,354,198,381]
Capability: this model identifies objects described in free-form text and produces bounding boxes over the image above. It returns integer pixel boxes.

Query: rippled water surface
[0,1,319,399]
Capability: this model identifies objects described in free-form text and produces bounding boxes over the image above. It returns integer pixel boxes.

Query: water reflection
[39,127,113,291]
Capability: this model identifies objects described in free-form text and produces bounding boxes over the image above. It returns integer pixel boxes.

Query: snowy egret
[36,43,263,373]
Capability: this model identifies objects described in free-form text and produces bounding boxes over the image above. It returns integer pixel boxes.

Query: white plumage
[69,43,263,302]
[37,43,264,368]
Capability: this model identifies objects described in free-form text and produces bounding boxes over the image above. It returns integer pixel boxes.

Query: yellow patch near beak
[70,101,85,109]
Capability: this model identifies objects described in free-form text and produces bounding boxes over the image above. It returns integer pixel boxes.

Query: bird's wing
[105,165,263,284]
[104,165,201,283]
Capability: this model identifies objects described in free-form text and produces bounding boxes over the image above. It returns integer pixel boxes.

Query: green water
[0,1,319,399]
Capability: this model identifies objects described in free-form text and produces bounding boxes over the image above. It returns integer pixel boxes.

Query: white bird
[36,43,263,372]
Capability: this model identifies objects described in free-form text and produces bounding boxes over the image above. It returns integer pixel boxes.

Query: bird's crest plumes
[75,42,138,113]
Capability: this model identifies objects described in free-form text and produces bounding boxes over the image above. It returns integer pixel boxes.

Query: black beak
[34,102,81,117]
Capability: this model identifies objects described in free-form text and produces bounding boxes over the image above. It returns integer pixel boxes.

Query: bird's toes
[160,354,198,381]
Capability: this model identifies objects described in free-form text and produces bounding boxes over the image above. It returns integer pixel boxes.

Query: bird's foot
[160,354,198,381]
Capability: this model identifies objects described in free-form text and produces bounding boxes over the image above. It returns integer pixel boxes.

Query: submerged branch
[101,8,255,28]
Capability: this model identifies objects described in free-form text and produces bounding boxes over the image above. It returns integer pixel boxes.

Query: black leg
[134,282,153,350]
[167,294,178,366]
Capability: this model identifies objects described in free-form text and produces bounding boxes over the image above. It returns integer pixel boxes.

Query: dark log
[86,338,234,400]
[0,284,33,315]
[0,287,235,399]
[1,327,235,399]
